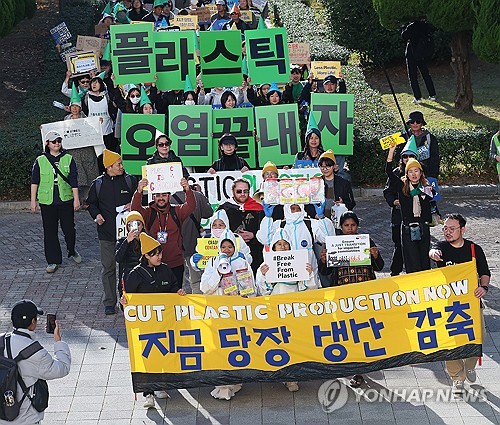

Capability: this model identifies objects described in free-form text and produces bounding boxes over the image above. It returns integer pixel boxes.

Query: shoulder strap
[303,218,314,242]
[147,210,157,231]
[171,193,200,230]
[471,242,475,259]
[426,133,431,147]
[14,341,43,362]
[170,207,181,230]
[95,175,103,197]
[45,155,71,186]
[124,174,133,193]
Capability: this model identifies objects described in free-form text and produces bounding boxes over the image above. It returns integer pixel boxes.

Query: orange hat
[140,233,160,255]
[126,211,145,226]
[319,149,336,164]
[103,149,121,168]
[230,4,241,14]
[405,158,423,175]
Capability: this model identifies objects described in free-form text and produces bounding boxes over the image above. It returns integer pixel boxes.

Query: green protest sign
[246,28,290,85]
[254,104,300,166]
[154,31,197,91]
[200,31,242,87]
[121,113,165,175]
[169,105,213,167]
[310,93,355,155]
[110,23,155,85]
[212,108,256,168]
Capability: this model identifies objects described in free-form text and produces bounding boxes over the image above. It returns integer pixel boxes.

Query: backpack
[147,206,181,232]
[0,331,47,421]
[95,173,134,198]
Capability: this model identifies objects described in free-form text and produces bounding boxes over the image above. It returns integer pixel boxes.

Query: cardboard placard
[145,162,184,194]
[189,7,212,23]
[206,4,217,15]
[379,132,406,150]
[326,234,371,267]
[263,250,309,282]
[172,15,198,31]
[76,35,109,57]
[310,61,341,80]
[94,23,110,37]
[240,10,254,23]
[288,42,311,66]
[66,50,100,76]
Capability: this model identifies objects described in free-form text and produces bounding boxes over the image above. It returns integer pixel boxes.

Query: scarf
[409,183,421,217]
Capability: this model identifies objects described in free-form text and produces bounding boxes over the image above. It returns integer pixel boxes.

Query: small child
[200,230,256,400]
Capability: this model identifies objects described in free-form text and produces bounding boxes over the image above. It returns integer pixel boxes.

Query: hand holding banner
[326,234,371,267]
[145,163,183,194]
[379,132,406,150]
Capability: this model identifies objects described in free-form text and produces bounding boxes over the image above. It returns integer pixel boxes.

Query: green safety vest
[494,134,500,174]
[37,154,74,205]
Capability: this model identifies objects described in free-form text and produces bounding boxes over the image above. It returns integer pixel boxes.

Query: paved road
[0,197,499,424]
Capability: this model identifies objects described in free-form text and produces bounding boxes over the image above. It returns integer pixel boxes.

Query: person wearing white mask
[183,90,197,106]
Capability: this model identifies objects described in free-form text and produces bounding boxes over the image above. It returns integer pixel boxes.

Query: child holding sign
[200,230,256,400]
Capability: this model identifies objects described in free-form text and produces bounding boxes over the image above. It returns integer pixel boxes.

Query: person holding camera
[0,300,71,424]
[386,144,434,273]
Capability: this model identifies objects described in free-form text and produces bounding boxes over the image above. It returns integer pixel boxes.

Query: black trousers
[406,52,436,100]
[390,223,404,276]
[401,223,430,274]
[40,202,76,265]
[171,265,185,291]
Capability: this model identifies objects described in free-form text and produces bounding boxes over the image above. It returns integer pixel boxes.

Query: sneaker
[70,251,82,264]
[155,391,170,399]
[143,394,155,409]
[429,96,436,101]
[412,98,422,104]
[466,368,477,383]
[46,264,58,273]
[284,382,299,392]
[104,306,116,315]
[452,380,465,393]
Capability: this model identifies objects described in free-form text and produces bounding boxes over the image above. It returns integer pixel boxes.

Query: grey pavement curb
[2,184,498,211]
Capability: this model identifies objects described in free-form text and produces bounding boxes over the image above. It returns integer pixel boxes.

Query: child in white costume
[255,227,313,392]
[200,230,256,400]
[191,209,252,270]
[256,203,334,289]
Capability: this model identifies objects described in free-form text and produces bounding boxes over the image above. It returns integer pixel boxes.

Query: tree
[372,0,500,113]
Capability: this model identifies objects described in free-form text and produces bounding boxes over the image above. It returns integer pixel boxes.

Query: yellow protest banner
[124,261,482,391]
[380,132,407,150]
[195,237,241,269]
[311,61,341,80]
[173,15,198,30]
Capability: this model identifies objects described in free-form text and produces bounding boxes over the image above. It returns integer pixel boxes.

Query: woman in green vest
[30,131,81,273]
[489,127,500,183]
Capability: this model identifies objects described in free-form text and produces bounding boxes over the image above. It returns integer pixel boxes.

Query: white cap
[44,130,62,141]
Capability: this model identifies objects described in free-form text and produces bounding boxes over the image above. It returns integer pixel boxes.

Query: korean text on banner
[246,28,290,85]
[200,31,243,87]
[263,250,309,282]
[172,15,198,30]
[310,93,354,156]
[121,114,166,175]
[145,163,183,194]
[379,132,406,150]
[325,234,371,267]
[169,105,213,167]
[124,261,482,391]
[212,108,256,167]
[110,23,155,85]
[310,61,341,80]
[255,104,300,166]
[66,51,100,76]
[154,31,197,91]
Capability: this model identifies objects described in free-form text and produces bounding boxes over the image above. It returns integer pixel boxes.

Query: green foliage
[14,0,26,24]
[426,0,474,32]
[472,0,500,63]
[0,0,16,36]
[268,0,350,62]
[322,0,403,64]
[24,0,37,18]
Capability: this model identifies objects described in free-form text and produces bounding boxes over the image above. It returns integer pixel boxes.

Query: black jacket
[298,80,347,104]
[304,174,355,218]
[405,130,440,178]
[115,237,142,281]
[86,172,138,241]
[125,263,179,293]
[210,153,249,172]
[156,90,184,115]
[383,166,403,225]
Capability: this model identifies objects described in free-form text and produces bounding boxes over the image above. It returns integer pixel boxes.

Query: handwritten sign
[288,42,311,66]
[379,132,406,150]
[189,7,212,23]
[145,163,183,194]
[326,234,371,267]
[240,10,253,23]
[66,50,100,76]
[76,36,109,57]
[311,61,341,80]
[172,15,198,30]
[263,250,309,282]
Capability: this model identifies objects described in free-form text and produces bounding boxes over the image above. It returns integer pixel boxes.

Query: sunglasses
[157,142,171,147]
[49,139,62,144]
[402,154,416,159]
[409,120,422,124]
[80,80,90,84]
[129,94,139,98]
[235,189,249,194]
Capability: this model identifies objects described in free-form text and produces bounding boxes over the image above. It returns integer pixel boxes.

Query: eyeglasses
[235,189,250,194]
[291,70,301,74]
[402,154,416,159]
[80,80,90,84]
[49,139,62,144]
[443,226,461,232]
[319,165,333,169]
[409,120,422,124]
[263,172,278,178]
[157,142,171,147]
[129,94,139,98]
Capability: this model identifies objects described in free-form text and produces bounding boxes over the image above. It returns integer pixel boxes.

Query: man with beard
[131,177,196,286]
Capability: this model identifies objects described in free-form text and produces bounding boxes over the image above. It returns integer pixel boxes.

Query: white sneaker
[412,98,422,104]
[466,369,477,383]
[284,382,299,392]
[155,390,170,399]
[70,251,82,264]
[452,380,465,393]
[143,394,155,408]
[429,96,436,101]
[46,264,58,273]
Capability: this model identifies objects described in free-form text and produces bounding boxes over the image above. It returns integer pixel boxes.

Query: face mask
[288,211,302,222]
[212,228,225,238]
[185,100,196,106]
[130,96,140,105]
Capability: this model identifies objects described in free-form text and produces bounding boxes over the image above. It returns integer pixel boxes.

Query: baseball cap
[215,0,225,4]
[219,134,237,145]
[323,74,338,85]
[44,130,62,141]
[11,300,44,328]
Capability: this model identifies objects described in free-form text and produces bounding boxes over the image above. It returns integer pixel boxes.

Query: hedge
[0,0,36,37]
